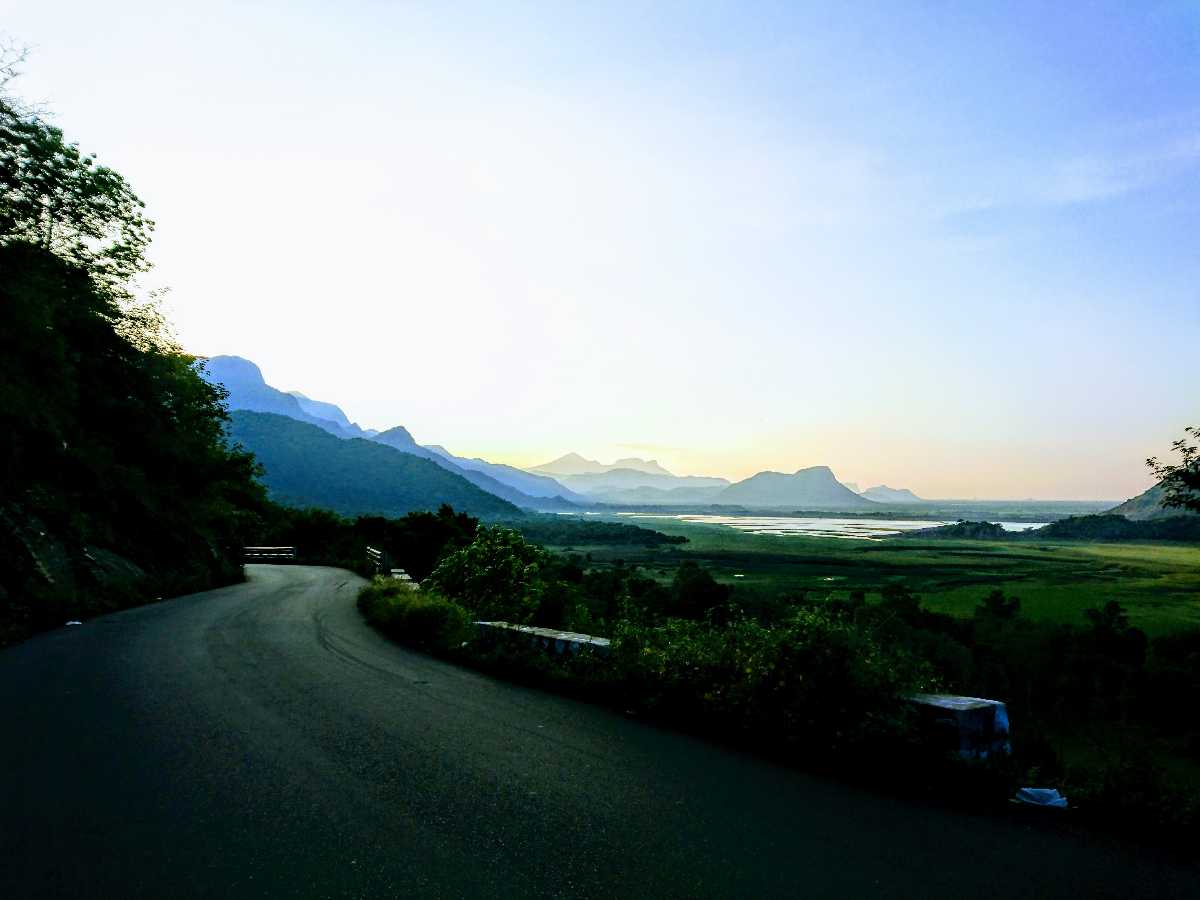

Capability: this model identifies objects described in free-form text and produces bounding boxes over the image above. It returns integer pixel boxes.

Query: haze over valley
[203,355,1155,529]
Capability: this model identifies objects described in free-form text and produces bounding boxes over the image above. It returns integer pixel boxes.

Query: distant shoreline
[584,499,1114,524]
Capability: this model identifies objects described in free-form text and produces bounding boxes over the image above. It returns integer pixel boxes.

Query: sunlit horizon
[8,1,1197,501]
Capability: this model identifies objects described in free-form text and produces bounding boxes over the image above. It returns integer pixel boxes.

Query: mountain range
[211,356,1132,517]
[227,411,520,518]
[531,452,674,477]
[202,356,582,512]
[203,356,369,438]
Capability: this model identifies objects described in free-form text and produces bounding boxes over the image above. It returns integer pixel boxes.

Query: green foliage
[428,526,553,624]
[254,504,479,581]
[608,609,928,756]
[1034,514,1200,541]
[0,246,264,621]
[509,516,688,548]
[1148,425,1200,515]
[0,90,265,642]
[1063,739,1200,829]
[911,515,1200,541]
[0,97,152,292]
[975,589,1020,621]
[356,506,479,581]
[667,561,730,620]
[375,521,932,760]
[357,580,473,654]
[359,508,1200,832]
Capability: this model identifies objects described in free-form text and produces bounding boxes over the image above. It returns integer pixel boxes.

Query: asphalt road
[1,565,1194,899]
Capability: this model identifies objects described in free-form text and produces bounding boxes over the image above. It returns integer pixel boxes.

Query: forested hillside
[0,93,266,642]
[228,411,522,519]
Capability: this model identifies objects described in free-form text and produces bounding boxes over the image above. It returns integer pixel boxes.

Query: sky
[4,1,1198,499]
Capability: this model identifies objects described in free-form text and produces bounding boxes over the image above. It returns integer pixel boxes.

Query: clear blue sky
[5,1,1198,498]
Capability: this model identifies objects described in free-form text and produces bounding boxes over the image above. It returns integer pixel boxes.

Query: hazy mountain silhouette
[426,447,590,503]
[202,356,351,437]
[575,484,727,505]
[718,466,879,509]
[611,457,672,476]
[860,485,924,504]
[227,412,521,518]
[557,468,729,495]
[531,453,673,477]
[372,428,580,511]
[204,356,581,511]
[373,425,440,459]
[288,390,375,437]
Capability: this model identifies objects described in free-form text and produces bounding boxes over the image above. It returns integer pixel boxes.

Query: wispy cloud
[936,128,1200,237]
[1044,134,1200,205]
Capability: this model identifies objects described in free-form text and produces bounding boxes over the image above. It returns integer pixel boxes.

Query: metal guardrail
[366,545,387,575]
[243,546,298,563]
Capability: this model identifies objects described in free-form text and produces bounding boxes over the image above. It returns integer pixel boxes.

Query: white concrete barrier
[474,621,611,657]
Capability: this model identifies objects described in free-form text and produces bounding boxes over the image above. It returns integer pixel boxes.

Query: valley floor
[553,515,1200,636]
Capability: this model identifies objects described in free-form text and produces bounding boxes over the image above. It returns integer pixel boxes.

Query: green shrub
[357,579,472,654]
[427,526,553,624]
[1064,749,1200,831]
[607,608,932,759]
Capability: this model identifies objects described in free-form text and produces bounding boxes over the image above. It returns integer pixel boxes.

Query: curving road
[0,565,1193,898]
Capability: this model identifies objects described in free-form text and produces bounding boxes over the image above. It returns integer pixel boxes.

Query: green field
[550,517,1200,635]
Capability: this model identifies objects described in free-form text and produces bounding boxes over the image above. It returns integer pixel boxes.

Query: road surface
[0,565,1193,898]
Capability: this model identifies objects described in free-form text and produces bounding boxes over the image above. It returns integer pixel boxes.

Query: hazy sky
[6,1,1198,499]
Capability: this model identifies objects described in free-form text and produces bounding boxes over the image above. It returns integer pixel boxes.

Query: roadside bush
[607,608,932,759]
[357,579,472,654]
[1063,744,1200,830]
[427,526,552,624]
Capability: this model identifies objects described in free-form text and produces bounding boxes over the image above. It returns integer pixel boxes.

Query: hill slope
[718,467,880,509]
[227,412,521,519]
[1107,483,1197,521]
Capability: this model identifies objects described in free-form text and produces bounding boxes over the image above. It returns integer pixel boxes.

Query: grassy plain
[551,516,1200,635]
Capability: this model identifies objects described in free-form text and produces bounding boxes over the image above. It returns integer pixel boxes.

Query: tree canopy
[1148,426,1200,514]
[0,76,264,641]
[1,93,152,294]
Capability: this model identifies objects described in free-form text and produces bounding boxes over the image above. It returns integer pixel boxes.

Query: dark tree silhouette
[1148,425,1200,514]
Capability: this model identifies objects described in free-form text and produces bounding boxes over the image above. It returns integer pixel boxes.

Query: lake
[618,513,1049,541]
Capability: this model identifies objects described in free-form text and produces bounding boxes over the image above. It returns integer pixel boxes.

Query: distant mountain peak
[861,484,924,504]
[718,465,879,510]
[796,465,835,477]
[612,457,673,476]
[203,355,266,386]
[530,453,609,476]
[374,425,419,449]
[531,452,675,477]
